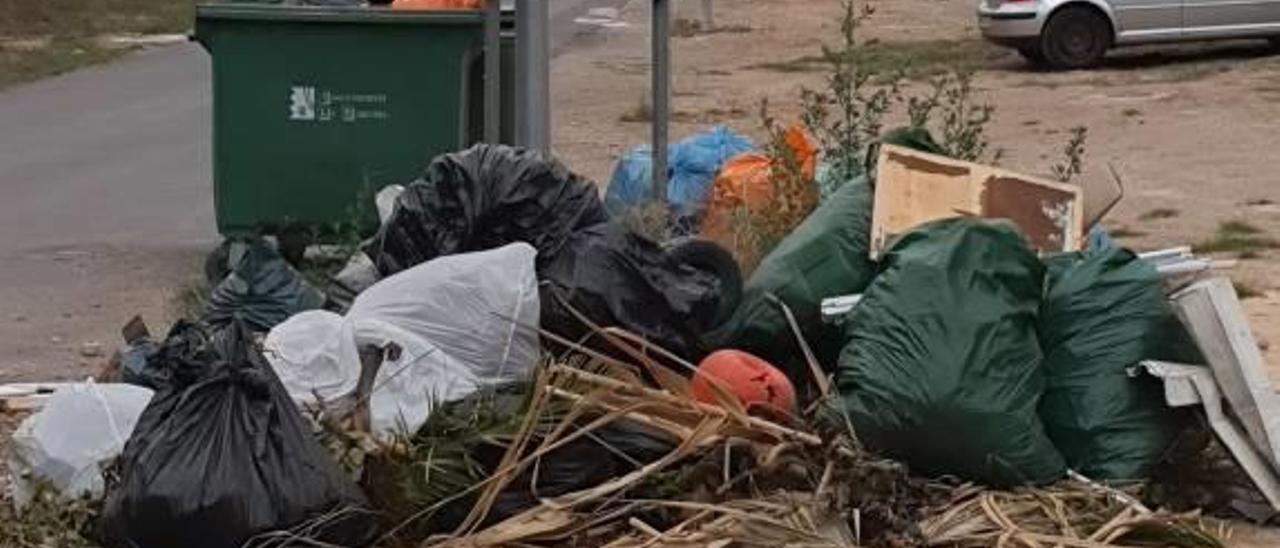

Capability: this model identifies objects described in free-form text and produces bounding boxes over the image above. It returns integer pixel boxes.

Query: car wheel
[1017,45,1047,66]
[1040,6,1110,69]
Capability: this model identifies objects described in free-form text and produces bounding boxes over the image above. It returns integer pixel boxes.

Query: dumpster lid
[196,3,486,24]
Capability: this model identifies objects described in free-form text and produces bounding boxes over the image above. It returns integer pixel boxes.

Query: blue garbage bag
[604,126,754,221]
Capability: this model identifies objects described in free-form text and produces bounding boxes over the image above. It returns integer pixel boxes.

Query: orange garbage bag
[700,124,818,270]
[392,0,484,10]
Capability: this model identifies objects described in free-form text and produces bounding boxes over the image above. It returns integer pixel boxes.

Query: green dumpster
[194,4,513,239]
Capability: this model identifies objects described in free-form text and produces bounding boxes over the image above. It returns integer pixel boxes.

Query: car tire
[1017,45,1047,67]
[1040,6,1110,69]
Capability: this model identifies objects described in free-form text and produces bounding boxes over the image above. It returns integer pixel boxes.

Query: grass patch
[1108,227,1147,238]
[1244,198,1276,206]
[1121,107,1142,118]
[0,0,194,90]
[1193,220,1279,256]
[1138,208,1179,221]
[750,38,1004,79]
[1234,279,1264,299]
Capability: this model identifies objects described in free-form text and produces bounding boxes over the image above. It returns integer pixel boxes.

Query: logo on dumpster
[289,86,317,121]
[288,84,389,123]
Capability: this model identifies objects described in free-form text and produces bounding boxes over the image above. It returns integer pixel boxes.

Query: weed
[619,95,653,123]
[909,71,1001,163]
[1138,208,1180,221]
[1108,227,1146,238]
[1050,126,1088,183]
[1193,220,1279,256]
[1234,279,1264,299]
[1244,198,1276,206]
[752,38,1000,80]
[1122,107,1142,117]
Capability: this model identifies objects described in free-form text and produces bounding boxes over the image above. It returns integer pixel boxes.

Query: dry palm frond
[919,481,1224,548]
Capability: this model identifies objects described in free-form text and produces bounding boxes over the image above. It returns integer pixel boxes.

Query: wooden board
[1172,277,1280,471]
[871,145,1085,259]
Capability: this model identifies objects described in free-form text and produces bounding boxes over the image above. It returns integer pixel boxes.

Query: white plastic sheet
[263,310,361,406]
[8,382,153,509]
[350,242,541,438]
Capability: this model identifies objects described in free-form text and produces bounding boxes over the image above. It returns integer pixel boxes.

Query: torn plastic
[203,238,326,333]
[8,383,153,509]
[832,218,1066,487]
[363,144,609,276]
[99,321,375,548]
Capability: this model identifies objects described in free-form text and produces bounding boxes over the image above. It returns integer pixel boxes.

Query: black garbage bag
[832,218,1066,487]
[99,320,375,548]
[540,222,735,361]
[364,144,609,276]
[366,386,674,539]
[204,238,326,333]
[1038,246,1200,480]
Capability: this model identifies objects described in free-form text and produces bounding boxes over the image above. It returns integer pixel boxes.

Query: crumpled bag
[363,144,609,276]
[204,238,326,333]
[8,383,153,509]
[263,310,361,407]
[99,321,374,548]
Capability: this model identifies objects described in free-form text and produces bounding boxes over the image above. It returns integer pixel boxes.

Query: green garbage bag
[705,173,876,381]
[706,127,945,383]
[1038,246,1197,480]
[834,218,1066,487]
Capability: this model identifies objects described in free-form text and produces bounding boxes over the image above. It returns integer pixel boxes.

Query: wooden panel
[871,145,1084,259]
[1173,277,1280,470]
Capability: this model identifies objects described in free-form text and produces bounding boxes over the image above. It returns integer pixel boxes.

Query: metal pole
[651,0,670,203]
[701,0,714,29]
[516,0,550,152]
[483,0,501,143]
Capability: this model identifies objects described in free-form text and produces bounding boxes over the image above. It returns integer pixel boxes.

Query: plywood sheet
[871,145,1085,259]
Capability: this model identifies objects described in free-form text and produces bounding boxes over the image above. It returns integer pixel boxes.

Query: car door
[1183,0,1280,38]
[1107,0,1184,42]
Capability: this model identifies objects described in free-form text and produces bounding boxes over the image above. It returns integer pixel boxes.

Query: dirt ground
[551,0,1280,380]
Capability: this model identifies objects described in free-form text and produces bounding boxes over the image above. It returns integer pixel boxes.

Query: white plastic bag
[349,243,541,438]
[8,383,153,509]
[263,310,361,406]
[348,242,540,387]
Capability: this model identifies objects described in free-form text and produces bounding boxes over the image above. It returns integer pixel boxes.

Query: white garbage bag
[263,310,361,406]
[8,382,153,509]
[349,242,541,438]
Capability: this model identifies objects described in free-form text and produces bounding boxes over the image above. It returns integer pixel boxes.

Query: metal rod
[483,0,501,143]
[516,0,551,152]
[651,0,671,202]
[701,0,714,28]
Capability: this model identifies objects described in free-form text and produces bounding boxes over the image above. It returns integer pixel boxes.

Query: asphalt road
[0,0,623,254]
[0,0,629,379]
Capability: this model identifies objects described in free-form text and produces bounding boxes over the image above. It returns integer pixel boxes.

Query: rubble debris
[870,144,1084,259]
[8,383,152,509]
[833,218,1066,487]
[99,320,375,548]
[78,342,103,358]
[604,125,755,223]
[1173,278,1280,477]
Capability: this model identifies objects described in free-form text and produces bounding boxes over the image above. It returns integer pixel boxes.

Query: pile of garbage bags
[9,128,1212,546]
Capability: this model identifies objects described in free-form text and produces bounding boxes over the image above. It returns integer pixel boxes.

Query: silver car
[978,0,1280,68]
